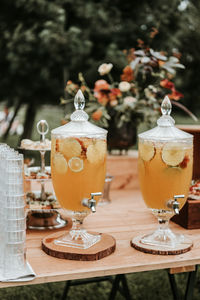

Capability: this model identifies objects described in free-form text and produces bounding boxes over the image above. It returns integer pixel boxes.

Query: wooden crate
[172,199,200,229]
[177,125,200,180]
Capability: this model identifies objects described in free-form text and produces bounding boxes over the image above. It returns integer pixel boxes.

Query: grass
[0,104,200,299]
[0,269,200,299]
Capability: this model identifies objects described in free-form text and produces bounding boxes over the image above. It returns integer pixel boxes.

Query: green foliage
[0,0,200,138]
[0,2,60,106]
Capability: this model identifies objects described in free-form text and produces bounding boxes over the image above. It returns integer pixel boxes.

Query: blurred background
[0,0,200,149]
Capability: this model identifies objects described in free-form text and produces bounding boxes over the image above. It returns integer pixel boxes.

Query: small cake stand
[22,120,67,230]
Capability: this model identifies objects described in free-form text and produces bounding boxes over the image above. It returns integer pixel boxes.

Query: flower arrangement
[63,40,196,151]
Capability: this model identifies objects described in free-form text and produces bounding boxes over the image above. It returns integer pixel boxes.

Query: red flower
[94,80,110,105]
[109,88,122,101]
[66,80,73,85]
[92,110,103,121]
[160,79,174,90]
[137,39,144,48]
[168,89,184,101]
[94,80,110,92]
[121,66,134,82]
[94,91,109,105]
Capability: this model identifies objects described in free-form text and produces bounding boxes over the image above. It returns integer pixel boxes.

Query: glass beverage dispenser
[51,90,107,249]
[135,96,193,251]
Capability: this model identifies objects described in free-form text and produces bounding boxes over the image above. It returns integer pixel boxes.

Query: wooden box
[172,199,200,229]
[172,125,200,229]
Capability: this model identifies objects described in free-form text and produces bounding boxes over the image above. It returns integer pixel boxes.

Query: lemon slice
[139,141,155,161]
[53,153,68,174]
[162,143,185,166]
[59,138,82,158]
[86,139,106,164]
[68,157,84,172]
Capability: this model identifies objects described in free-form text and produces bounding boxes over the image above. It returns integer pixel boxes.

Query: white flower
[123,96,137,106]
[110,100,118,107]
[141,57,151,64]
[98,63,113,76]
[119,81,131,92]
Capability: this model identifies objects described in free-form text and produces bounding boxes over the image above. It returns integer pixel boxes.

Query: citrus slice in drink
[80,137,94,148]
[139,141,155,161]
[86,139,106,164]
[162,143,185,166]
[53,153,68,174]
[59,138,82,158]
[68,157,84,172]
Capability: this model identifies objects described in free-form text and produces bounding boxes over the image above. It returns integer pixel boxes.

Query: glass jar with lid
[51,90,107,249]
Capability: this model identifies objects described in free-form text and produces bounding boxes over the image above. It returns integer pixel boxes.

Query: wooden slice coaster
[42,231,116,261]
[131,235,193,255]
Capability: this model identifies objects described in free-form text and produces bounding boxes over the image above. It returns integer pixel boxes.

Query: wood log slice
[42,231,116,261]
[131,235,193,255]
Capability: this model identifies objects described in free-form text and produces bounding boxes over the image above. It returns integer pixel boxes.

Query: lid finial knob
[74,89,85,110]
[70,89,89,121]
[161,95,172,116]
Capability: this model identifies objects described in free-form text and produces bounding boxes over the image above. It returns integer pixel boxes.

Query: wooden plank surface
[169,265,196,274]
[1,189,200,288]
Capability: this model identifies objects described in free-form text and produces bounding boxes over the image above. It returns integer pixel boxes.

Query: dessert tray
[21,120,67,230]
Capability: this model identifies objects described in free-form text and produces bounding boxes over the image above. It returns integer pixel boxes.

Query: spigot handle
[89,192,102,213]
[91,192,102,198]
[174,195,185,200]
[81,192,102,213]
[173,195,185,215]
[166,194,184,215]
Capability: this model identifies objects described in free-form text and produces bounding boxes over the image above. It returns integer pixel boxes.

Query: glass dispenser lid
[139,96,193,142]
[52,90,107,138]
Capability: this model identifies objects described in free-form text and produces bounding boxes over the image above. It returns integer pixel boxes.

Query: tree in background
[176,0,200,111]
[0,0,199,141]
[0,0,92,140]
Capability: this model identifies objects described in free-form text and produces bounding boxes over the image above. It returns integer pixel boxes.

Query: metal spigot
[82,192,102,213]
[167,195,185,215]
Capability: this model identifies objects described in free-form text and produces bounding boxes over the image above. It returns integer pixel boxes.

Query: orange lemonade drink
[51,136,106,212]
[138,140,193,210]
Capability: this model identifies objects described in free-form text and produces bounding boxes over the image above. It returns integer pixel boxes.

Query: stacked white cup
[0,144,26,279]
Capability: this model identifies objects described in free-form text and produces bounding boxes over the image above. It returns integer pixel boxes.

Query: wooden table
[1,188,200,289]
